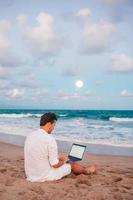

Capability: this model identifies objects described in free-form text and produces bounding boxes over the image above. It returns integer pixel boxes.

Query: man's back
[24,129,59,182]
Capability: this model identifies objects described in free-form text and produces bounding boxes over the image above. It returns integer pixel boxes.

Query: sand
[0,141,133,200]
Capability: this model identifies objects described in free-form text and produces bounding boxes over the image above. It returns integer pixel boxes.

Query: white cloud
[17,14,28,27]
[8,88,25,98]
[0,80,8,89]
[121,90,133,97]
[6,88,48,100]
[82,97,102,103]
[0,50,22,67]
[111,54,133,72]
[76,7,116,55]
[0,20,10,49]
[57,91,80,100]
[21,89,49,99]
[0,20,22,68]
[0,66,9,79]
[57,90,93,101]
[76,8,92,17]
[63,66,80,77]
[33,89,48,97]
[84,90,93,96]
[99,0,133,23]
[17,12,62,56]
[18,74,38,88]
[100,0,127,6]
[78,18,116,54]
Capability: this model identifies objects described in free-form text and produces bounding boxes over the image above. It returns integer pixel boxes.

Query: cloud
[99,0,133,22]
[0,20,10,49]
[100,0,126,5]
[0,66,10,79]
[76,8,92,17]
[111,54,133,73]
[0,0,16,7]
[56,90,102,104]
[33,89,48,97]
[17,14,28,27]
[0,80,9,89]
[56,90,93,101]
[76,8,116,54]
[57,91,80,100]
[0,50,22,67]
[17,74,38,88]
[62,66,80,77]
[82,20,116,54]
[84,90,93,96]
[0,20,22,68]
[7,88,25,98]
[6,87,48,100]
[17,12,62,57]
[121,90,133,97]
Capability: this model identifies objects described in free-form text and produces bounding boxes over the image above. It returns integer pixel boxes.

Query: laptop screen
[69,144,86,159]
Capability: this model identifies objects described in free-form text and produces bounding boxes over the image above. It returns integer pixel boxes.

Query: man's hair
[40,112,57,126]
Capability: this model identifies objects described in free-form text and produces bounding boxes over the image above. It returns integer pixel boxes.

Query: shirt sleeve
[48,137,59,166]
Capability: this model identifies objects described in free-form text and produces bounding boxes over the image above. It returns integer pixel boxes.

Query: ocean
[0,109,133,148]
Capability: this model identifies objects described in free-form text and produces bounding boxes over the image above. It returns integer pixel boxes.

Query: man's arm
[52,155,68,168]
[48,137,69,168]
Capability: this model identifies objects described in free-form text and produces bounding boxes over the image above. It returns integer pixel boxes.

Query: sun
[75,80,84,88]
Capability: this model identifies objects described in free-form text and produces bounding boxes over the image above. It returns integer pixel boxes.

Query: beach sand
[0,142,133,200]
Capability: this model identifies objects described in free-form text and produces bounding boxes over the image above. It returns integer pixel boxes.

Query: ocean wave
[59,114,68,117]
[87,124,113,129]
[109,117,133,122]
[0,113,41,118]
[0,113,69,119]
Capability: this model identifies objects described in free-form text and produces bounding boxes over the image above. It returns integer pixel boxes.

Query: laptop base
[67,156,81,163]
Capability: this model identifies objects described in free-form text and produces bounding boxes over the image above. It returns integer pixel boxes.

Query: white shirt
[24,129,59,182]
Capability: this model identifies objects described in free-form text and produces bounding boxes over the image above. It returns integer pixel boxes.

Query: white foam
[0,113,41,118]
[110,117,133,122]
[0,125,30,136]
[59,114,68,117]
[88,124,113,129]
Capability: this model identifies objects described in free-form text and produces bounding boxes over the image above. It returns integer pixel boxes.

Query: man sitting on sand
[24,112,96,182]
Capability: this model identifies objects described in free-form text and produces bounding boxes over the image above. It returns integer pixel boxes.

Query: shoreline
[0,141,133,200]
[0,132,133,156]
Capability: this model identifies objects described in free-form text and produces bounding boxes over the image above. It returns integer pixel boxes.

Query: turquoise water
[0,109,133,147]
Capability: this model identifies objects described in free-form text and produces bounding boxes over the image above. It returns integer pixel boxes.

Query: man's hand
[59,155,69,164]
[52,155,69,168]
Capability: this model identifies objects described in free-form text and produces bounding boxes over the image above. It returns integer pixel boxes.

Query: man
[24,112,96,182]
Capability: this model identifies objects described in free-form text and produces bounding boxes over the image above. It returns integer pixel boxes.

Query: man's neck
[40,127,50,134]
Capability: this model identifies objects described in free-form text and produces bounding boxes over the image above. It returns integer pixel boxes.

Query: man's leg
[70,162,96,175]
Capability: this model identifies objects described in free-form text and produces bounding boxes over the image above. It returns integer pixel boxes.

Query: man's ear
[47,122,51,127]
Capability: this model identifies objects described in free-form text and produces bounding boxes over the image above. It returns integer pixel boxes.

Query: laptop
[67,143,86,163]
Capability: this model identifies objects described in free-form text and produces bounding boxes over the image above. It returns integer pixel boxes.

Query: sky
[0,0,133,110]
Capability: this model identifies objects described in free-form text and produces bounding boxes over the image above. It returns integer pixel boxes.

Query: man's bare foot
[84,165,96,175]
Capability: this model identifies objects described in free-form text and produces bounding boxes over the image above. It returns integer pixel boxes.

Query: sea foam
[109,117,133,122]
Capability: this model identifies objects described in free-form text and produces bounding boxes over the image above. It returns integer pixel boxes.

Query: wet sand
[0,132,133,156]
[0,142,133,200]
